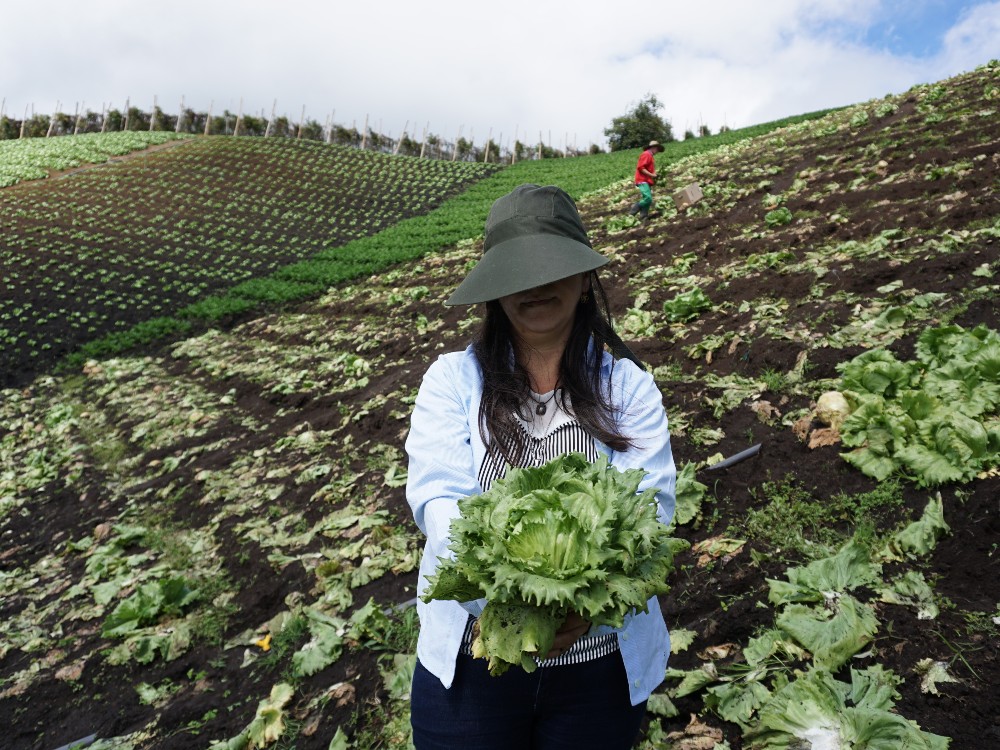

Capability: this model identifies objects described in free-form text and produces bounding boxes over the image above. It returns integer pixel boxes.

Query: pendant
[536,403,547,415]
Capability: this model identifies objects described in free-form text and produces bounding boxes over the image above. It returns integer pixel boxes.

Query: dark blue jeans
[411,651,646,750]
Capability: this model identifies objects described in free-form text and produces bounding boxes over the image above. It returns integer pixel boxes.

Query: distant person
[627,140,664,220]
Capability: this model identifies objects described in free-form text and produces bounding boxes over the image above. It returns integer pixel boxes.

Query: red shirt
[634,149,656,184]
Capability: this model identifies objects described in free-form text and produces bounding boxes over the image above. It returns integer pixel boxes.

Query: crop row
[0,136,501,385]
[0,131,189,187]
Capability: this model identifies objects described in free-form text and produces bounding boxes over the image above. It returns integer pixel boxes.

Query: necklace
[532,389,558,416]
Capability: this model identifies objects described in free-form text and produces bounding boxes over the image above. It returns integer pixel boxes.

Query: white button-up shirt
[405,344,677,706]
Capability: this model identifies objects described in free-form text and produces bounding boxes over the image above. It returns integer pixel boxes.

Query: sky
[1,0,998,151]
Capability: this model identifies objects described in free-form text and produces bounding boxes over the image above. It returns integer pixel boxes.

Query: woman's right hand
[545,611,590,659]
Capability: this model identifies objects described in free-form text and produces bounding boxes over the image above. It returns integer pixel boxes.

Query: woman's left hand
[545,611,591,659]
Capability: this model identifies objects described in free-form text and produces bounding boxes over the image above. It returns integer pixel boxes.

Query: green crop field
[0,136,499,385]
[0,108,834,387]
[0,130,189,187]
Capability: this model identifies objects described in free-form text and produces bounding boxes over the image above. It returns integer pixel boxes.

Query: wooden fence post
[419,122,429,158]
[204,100,213,136]
[264,99,277,137]
[46,102,60,137]
[20,105,28,137]
[234,97,244,136]
[361,114,368,149]
[150,96,157,131]
[393,120,408,155]
[176,95,185,132]
[297,105,306,138]
[100,103,108,133]
[73,102,82,135]
[123,98,130,131]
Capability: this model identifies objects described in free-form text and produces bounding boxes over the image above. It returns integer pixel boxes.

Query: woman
[405,184,676,750]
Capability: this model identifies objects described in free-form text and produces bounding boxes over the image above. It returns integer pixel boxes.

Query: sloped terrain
[0,136,498,387]
[1,62,998,749]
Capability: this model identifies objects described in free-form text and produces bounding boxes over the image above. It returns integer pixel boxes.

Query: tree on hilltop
[604,93,674,151]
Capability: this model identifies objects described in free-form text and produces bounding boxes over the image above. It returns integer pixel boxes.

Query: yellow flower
[255,633,273,652]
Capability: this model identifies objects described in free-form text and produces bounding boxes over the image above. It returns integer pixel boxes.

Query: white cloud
[1,0,996,148]
[940,1,1000,71]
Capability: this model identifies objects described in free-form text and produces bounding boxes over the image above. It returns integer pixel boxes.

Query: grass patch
[734,476,905,561]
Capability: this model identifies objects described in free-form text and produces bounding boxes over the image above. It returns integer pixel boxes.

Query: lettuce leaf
[291,608,345,677]
[915,323,1000,372]
[665,663,720,698]
[877,570,940,620]
[839,350,914,399]
[743,629,810,667]
[423,453,681,675]
[706,679,773,730]
[776,594,878,671]
[837,324,1000,485]
[746,667,949,750]
[878,493,950,561]
[670,461,707,529]
[767,539,882,607]
[662,287,713,322]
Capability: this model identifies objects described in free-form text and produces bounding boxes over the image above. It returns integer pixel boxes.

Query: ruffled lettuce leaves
[838,324,1000,486]
[664,509,954,747]
[746,667,949,750]
[877,494,950,561]
[422,453,682,675]
[767,539,883,607]
[775,596,879,672]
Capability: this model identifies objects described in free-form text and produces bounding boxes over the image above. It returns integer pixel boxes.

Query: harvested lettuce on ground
[767,539,882,671]
[422,452,684,675]
[837,323,1000,485]
[746,666,950,749]
[878,493,951,561]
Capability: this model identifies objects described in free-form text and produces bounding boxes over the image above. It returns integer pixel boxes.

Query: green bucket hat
[445,184,609,306]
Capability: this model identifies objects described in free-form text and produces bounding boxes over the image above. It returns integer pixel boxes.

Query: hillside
[1,61,998,749]
[0,136,499,387]
[1,112,832,390]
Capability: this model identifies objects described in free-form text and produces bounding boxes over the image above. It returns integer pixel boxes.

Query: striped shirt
[477,388,598,489]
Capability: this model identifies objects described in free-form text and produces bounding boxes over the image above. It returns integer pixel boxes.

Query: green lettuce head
[422,453,684,675]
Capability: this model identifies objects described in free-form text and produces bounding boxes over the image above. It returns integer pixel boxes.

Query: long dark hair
[473,271,634,467]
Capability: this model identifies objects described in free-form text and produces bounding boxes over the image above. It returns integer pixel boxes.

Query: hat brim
[446,235,608,306]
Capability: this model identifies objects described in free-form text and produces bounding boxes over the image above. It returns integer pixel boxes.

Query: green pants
[635,182,653,209]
